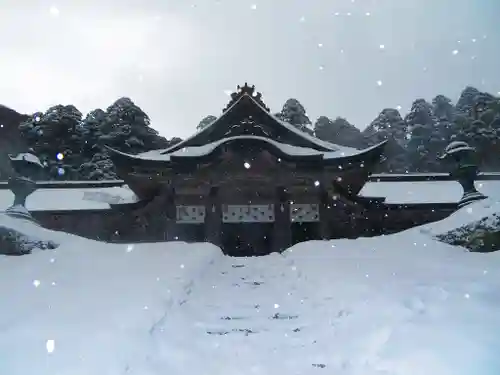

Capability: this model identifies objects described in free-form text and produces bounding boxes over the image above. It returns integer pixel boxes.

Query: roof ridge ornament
[223,83,270,113]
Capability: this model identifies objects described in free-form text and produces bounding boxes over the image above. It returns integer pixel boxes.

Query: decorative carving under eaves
[176,205,206,223]
[224,117,271,137]
[290,203,320,222]
[222,204,275,223]
[223,83,270,112]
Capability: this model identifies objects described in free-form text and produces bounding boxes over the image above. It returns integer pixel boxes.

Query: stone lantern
[439,141,487,208]
[5,152,44,221]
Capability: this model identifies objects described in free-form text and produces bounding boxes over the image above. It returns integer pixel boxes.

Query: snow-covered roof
[359,180,500,204]
[0,185,138,211]
[113,135,383,163]
[163,92,348,153]
[9,153,44,168]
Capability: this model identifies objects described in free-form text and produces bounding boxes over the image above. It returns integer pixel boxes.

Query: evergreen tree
[432,95,455,121]
[278,99,313,135]
[19,105,83,180]
[197,115,217,131]
[363,108,409,173]
[99,97,168,154]
[456,86,481,114]
[364,108,408,145]
[314,116,366,148]
[405,99,445,172]
[77,109,116,180]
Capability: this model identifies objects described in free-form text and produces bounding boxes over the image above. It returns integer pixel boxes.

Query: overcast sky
[0,0,499,138]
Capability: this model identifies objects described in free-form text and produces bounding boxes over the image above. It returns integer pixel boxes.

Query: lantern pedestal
[5,176,38,222]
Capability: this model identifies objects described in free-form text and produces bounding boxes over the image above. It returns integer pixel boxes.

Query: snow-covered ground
[2,207,500,374]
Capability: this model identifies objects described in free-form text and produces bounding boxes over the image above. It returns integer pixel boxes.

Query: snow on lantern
[439,141,487,208]
[5,152,45,221]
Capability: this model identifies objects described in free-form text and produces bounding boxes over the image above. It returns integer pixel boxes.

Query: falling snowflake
[377,80,383,86]
[274,303,280,309]
[33,280,41,288]
[49,5,60,17]
[452,50,459,55]
[57,167,65,176]
[250,4,257,10]
[46,339,55,353]
[244,162,251,169]
[379,44,385,49]
[126,244,134,252]
[318,43,323,48]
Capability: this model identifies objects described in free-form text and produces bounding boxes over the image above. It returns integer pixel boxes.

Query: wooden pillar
[164,187,177,241]
[272,187,291,253]
[318,188,331,240]
[204,186,222,247]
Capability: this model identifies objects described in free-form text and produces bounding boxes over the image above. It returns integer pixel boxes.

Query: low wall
[1,173,497,244]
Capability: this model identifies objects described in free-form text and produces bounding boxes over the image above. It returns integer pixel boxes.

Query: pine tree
[197,115,217,131]
[314,116,366,148]
[278,99,313,135]
[99,97,168,154]
[19,105,83,179]
[363,108,409,173]
[405,99,445,172]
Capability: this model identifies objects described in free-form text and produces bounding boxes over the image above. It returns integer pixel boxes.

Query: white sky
[0,0,499,138]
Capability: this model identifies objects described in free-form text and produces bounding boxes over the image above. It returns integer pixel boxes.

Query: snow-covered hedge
[0,225,58,255]
[435,212,500,252]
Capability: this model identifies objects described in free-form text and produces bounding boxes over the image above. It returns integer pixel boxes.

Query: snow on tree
[362,108,410,173]
[364,108,408,145]
[405,99,446,172]
[19,105,84,180]
[456,86,481,115]
[278,99,313,135]
[197,115,217,131]
[452,118,499,170]
[165,137,183,148]
[432,95,455,121]
[314,116,366,148]
[77,98,172,180]
[99,97,169,154]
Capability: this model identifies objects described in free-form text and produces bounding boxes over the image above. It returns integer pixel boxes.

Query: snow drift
[1,206,500,374]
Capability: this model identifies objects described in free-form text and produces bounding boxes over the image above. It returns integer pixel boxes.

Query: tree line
[4,85,500,180]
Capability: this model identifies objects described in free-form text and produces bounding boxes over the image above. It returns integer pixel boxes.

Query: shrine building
[104,84,450,256]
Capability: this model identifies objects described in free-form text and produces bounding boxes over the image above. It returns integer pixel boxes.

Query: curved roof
[106,136,386,165]
[162,86,347,153]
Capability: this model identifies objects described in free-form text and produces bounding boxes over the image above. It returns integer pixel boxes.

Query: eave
[106,138,386,170]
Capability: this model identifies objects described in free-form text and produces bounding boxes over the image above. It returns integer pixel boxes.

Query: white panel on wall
[290,203,320,222]
[222,204,275,223]
[176,205,206,223]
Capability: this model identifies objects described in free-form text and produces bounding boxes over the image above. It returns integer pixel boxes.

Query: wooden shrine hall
[106,83,450,256]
